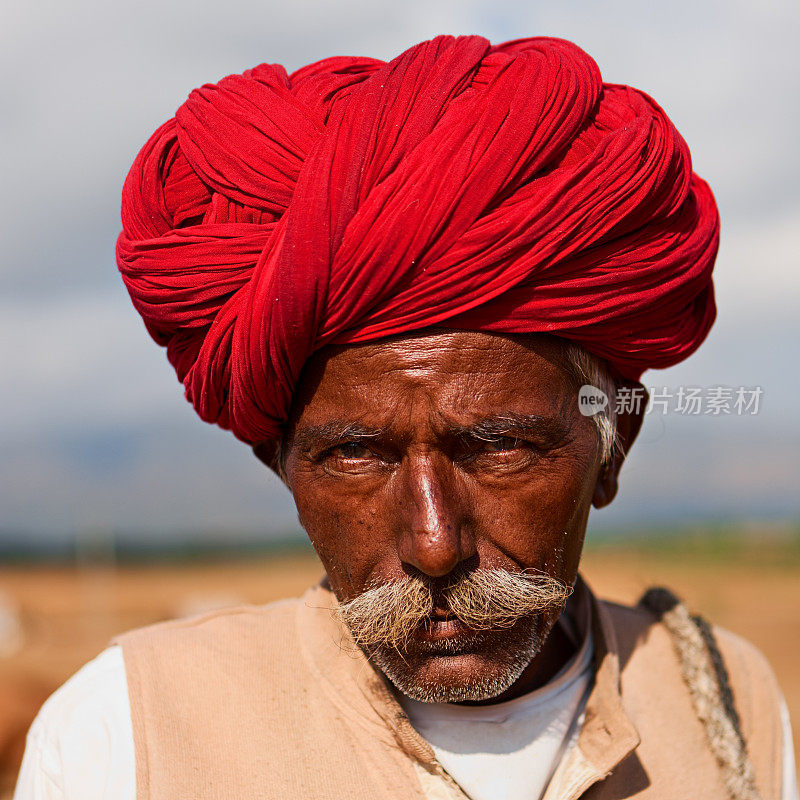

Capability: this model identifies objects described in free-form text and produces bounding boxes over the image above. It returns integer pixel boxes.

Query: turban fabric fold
[116,35,719,444]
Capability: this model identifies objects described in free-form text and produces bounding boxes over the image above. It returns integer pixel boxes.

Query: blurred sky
[1,0,798,545]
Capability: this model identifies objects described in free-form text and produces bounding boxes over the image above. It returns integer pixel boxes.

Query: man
[15,35,797,800]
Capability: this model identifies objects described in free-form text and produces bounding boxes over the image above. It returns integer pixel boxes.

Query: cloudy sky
[1,0,798,545]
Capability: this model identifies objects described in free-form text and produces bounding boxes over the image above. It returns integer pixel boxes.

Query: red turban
[116,35,719,444]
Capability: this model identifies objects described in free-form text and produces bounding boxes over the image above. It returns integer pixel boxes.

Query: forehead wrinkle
[294,338,581,449]
[331,337,522,387]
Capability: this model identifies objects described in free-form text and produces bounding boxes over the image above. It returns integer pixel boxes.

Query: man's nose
[395,453,476,578]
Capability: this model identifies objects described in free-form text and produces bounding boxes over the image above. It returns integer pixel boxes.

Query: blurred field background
[0,527,797,797]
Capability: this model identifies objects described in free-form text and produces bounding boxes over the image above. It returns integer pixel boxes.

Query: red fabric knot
[116,34,719,444]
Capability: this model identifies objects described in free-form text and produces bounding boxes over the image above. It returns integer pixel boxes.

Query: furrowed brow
[451,412,570,442]
[291,421,383,452]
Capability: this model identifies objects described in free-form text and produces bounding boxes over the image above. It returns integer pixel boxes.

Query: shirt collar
[574,574,641,773]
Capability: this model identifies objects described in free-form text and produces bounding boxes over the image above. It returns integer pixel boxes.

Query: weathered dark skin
[254,331,645,703]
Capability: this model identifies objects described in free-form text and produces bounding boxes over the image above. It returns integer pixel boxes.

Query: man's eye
[330,442,372,459]
[482,436,523,453]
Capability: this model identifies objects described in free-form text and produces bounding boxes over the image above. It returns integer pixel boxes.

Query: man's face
[282,331,609,702]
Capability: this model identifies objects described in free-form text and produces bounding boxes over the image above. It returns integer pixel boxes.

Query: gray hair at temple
[563,343,619,468]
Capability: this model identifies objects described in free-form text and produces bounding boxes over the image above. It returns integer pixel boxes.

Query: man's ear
[252,439,287,485]
[592,381,648,509]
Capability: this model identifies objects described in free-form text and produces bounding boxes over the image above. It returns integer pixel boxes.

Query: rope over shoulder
[638,587,762,800]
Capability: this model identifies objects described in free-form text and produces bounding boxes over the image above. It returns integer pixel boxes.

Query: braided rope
[639,587,762,800]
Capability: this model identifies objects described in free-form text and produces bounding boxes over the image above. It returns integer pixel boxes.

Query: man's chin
[368,617,546,704]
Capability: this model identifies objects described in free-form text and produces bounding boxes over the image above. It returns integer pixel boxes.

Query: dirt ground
[0,546,797,796]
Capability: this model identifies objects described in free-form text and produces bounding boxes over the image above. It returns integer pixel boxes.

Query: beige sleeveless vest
[113,576,785,800]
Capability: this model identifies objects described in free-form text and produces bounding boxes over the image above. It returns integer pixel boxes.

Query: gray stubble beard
[369,611,556,703]
[370,612,549,703]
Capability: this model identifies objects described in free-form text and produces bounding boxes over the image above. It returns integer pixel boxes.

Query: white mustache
[336,568,572,650]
